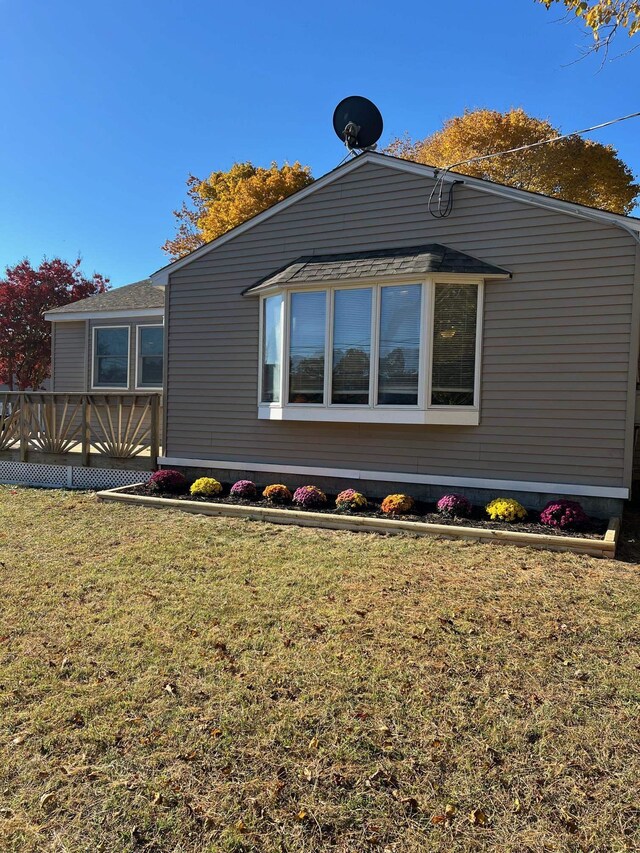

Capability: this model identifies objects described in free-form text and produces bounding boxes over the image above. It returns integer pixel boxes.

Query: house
[44,280,165,391]
[48,152,640,516]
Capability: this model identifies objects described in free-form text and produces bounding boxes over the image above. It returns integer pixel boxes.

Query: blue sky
[1,0,639,287]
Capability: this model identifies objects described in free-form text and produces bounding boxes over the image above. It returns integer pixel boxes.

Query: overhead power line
[429,109,640,218]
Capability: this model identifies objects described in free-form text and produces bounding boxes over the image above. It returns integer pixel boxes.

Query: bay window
[257,277,483,425]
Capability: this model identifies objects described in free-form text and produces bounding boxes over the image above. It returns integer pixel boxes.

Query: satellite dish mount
[333,96,383,154]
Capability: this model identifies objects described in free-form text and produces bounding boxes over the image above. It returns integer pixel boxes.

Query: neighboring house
[44,280,165,392]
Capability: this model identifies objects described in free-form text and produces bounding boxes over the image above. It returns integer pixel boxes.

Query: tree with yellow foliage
[163,162,314,259]
[387,108,638,214]
[536,1,640,54]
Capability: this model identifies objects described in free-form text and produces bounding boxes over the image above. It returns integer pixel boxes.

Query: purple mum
[292,485,327,509]
[148,469,187,494]
[436,493,472,518]
[230,479,257,499]
[540,500,588,530]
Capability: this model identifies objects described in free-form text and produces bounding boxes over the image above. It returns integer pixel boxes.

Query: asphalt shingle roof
[244,245,511,293]
[47,280,165,314]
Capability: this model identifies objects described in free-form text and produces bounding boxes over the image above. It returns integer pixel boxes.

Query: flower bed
[105,481,607,540]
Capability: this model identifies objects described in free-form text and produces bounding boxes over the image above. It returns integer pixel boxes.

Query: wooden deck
[0,392,162,471]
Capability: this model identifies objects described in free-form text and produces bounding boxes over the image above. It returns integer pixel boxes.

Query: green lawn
[0,486,639,852]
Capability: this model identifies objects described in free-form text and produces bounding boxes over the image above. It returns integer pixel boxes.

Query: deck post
[81,396,91,467]
[150,394,160,467]
[19,394,28,462]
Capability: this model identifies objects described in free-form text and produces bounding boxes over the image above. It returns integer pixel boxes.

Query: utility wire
[429,109,640,218]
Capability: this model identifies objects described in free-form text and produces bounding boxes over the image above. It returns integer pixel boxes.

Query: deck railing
[0,392,162,469]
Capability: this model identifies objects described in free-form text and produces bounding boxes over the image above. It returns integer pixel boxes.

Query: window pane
[431,284,478,406]
[140,356,163,386]
[140,326,163,356]
[97,356,128,386]
[289,291,326,404]
[96,327,128,356]
[261,294,283,403]
[332,288,372,405]
[377,284,421,405]
[95,328,128,387]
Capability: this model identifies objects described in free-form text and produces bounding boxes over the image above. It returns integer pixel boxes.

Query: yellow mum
[485,497,527,522]
[190,477,222,498]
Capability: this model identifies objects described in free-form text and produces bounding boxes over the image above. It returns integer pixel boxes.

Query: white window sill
[258,405,479,426]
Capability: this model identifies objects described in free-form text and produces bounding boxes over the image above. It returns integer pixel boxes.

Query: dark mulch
[123,483,608,540]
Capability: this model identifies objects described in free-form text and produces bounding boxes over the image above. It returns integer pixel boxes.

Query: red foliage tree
[0,258,109,390]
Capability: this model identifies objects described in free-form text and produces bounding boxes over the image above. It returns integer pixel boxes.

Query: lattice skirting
[0,461,149,490]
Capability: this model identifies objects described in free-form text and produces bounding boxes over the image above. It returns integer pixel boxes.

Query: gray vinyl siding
[51,316,164,391]
[51,321,87,391]
[165,161,638,490]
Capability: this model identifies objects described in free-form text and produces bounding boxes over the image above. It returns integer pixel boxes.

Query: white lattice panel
[0,461,68,487]
[0,462,149,491]
[71,468,149,490]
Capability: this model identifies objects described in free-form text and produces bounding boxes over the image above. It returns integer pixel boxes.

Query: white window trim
[257,275,484,426]
[91,325,131,391]
[135,324,165,391]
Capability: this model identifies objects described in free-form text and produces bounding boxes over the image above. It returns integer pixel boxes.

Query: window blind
[431,284,478,406]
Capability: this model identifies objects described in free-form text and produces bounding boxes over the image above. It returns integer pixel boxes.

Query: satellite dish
[333,96,383,151]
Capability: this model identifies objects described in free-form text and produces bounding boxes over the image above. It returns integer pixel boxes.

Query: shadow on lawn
[616,485,640,564]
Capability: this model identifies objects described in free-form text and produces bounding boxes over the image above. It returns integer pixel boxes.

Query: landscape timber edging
[96,485,619,558]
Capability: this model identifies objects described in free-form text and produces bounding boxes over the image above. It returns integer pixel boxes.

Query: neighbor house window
[261,294,283,403]
[431,284,478,406]
[257,278,482,425]
[137,325,164,389]
[93,326,130,388]
[289,291,326,404]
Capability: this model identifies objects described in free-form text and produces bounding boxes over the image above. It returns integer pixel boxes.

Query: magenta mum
[230,479,257,499]
[292,485,327,509]
[436,493,472,518]
[148,469,187,494]
[540,499,588,530]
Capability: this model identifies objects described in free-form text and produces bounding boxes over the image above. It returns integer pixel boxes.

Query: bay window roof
[244,244,511,294]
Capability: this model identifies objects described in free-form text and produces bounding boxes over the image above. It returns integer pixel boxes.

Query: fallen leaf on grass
[308,736,319,750]
[401,796,419,814]
[468,808,489,826]
[39,792,58,813]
